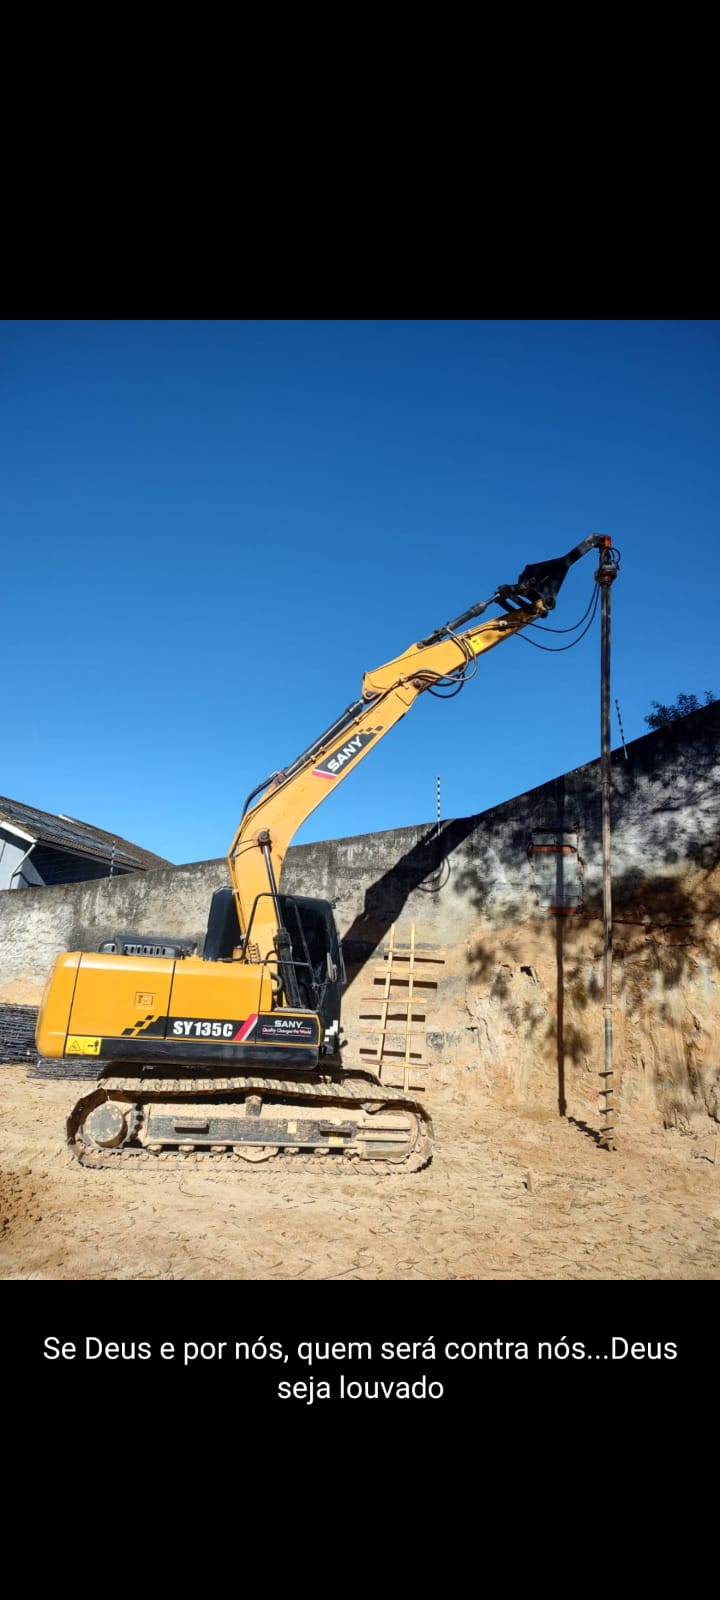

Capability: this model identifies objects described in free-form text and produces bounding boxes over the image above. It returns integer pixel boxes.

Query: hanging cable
[525,586,599,634]
[428,571,603,690]
[426,625,479,696]
[514,584,601,651]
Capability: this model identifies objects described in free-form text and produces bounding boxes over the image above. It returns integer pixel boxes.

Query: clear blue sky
[3,320,718,865]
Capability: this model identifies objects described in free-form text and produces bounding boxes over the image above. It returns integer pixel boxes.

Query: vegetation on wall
[644,690,717,730]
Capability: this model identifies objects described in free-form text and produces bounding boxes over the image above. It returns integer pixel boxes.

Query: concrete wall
[283,702,720,957]
[2,704,718,1125]
[0,857,231,989]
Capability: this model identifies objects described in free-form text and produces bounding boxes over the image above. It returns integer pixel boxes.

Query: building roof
[0,796,172,872]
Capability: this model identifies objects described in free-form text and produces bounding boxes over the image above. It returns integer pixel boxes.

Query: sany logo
[313,727,382,780]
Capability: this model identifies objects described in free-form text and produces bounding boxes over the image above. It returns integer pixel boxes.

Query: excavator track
[68,1071,434,1172]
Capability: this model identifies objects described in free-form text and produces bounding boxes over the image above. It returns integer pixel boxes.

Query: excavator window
[278,895,338,1011]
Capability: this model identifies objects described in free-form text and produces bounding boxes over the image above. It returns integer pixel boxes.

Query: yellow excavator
[36,533,616,1169]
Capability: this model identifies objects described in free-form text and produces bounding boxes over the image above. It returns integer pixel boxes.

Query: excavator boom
[227,532,611,959]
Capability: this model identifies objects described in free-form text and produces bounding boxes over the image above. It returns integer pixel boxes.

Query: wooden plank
[361,1047,424,1060]
[404,924,416,1092]
[360,1062,425,1090]
[356,993,429,1009]
[370,964,439,978]
[357,1020,428,1030]
[375,922,394,1070]
[356,1026,426,1038]
[378,950,445,962]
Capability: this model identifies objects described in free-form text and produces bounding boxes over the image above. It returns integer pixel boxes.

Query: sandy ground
[1,1061,719,1280]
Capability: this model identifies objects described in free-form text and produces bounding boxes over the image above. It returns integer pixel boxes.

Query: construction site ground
[1,1057,719,1281]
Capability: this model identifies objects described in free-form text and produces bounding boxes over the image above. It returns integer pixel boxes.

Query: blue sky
[3,320,718,865]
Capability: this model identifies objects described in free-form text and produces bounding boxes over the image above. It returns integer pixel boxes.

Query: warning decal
[66,1036,102,1056]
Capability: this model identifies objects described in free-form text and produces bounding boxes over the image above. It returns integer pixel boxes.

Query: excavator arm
[228,532,612,965]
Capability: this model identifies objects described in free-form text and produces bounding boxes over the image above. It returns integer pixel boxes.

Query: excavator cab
[203,886,344,1041]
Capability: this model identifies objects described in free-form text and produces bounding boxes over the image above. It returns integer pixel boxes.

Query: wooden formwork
[355,923,444,1091]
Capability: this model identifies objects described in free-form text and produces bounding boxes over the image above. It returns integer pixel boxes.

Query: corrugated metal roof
[0,795,172,871]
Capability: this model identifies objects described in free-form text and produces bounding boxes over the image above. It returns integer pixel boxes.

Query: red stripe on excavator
[234,1014,258,1041]
[312,768,336,780]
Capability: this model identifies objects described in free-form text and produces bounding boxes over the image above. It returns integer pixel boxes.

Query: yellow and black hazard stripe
[120,1014,165,1038]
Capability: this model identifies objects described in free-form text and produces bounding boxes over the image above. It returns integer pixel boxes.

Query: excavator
[36,532,617,1169]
